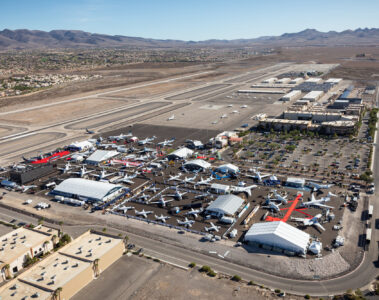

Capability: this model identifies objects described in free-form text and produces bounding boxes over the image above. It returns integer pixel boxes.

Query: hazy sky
[1,0,378,40]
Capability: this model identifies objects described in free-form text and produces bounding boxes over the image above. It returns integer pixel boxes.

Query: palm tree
[52,287,63,300]
[58,221,63,237]
[93,259,100,277]
[3,264,10,279]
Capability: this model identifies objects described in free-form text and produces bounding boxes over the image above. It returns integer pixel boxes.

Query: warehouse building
[86,150,119,165]
[305,78,322,83]
[206,194,244,218]
[0,230,125,300]
[210,183,231,195]
[281,90,302,102]
[289,78,304,85]
[325,78,342,84]
[244,221,310,255]
[215,163,239,174]
[301,91,324,102]
[167,147,193,160]
[0,225,58,281]
[9,164,55,185]
[183,159,211,172]
[52,178,124,204]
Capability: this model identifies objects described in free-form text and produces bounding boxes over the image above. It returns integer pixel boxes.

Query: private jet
[117,206,134,214]
[231,185,257,197]
[155,214,171,223]
[267,189,288,204]
[181,174,197,184]
[291,214,325,231]
[116,173,138,184]
[204,222,220,233]
[19,185,37,193]
[262,200,281,212]
[168,173,182,181]
[147,185,160,193]
[177,217,195,228]
[109,133,132,141]
[58,162,73,174]
[308,181,334,191]
[157,138,175,147]
[186,208,203,219]
[138,136,156,145]
[300,193,334,209]
[246,168,270,183]
[134,209,153,218]
[70,165,93,178]
[165,187,187,200]
[194,176,213,187]
[93,169,116,181]
[150,196,174,207]
[138,193,150,201]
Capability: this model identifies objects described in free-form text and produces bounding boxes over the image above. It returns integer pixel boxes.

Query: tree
[52,287,63,300]
[93,259,100,277]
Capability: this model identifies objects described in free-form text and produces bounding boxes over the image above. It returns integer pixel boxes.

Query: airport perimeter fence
[111,211,206,236]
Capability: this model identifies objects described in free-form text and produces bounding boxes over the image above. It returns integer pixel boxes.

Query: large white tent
[244,221,310,254]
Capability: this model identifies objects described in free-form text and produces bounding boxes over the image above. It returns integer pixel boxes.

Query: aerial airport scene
[0,1,378,299]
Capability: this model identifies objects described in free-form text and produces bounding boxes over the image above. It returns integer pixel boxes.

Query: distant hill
[0,28,378,50]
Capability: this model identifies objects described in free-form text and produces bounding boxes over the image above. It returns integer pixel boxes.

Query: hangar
[52,178,124,204]
[86,150,119,165]
[215,163,239,174]
[244,221,310,255]
[167,147,193,160]
[184,159,211,172]
[206,194,244,218]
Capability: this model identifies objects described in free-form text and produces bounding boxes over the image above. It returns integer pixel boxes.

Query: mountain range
[0,28,378,50]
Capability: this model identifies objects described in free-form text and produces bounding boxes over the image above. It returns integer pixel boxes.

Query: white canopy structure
[215,163,239,174]
[86,150,119,165]
[244,221,310,254]
[184,159,211,171]
[206,194,244,217]
[167,147,193,160]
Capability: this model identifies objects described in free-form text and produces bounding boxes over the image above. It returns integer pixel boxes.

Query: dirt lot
[72,255,310,300]
[0,98,129,126]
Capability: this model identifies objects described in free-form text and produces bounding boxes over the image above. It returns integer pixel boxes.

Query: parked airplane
[181,174,197,184]
[291,214,325,231]
[116,173,138,184]
[246,168,270,182]
[138,136,156,145]
[134,209,153,218]
[194,176,213,187]
[308,181,334,191]
[231,185,257,197]
[204,222,220,232]
[177,217,195,228]
[58,162,73,174]
[268,189,288,204]
[86,128,95,134]
[155,214,171,223]
[117,206,134,214]
[70,165,93,178]
[93,169,116,180]
[167,115,175,121]
[138,193,150,201]
[147,185,160,193]
[165,187,187,200]
[262,200,282,212]
[19,185,37,193]
[300,193,334,209]
[168,173,182,181]
[157,138,175,147]
[109,133,132,141]
[186,208,203,219]
[151,196,174,207]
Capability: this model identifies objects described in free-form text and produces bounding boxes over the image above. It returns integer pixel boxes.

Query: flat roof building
[302,91,324,102]
[210,183,231,195]
[86,150,119,165]
[52,178,124,204]
[206,194,244,217]
[244,221,310,255]
[281,90,301,102]
[289,78,304,84]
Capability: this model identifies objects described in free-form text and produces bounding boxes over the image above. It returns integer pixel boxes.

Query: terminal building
[244,221,310,255]
[52,178,124,204]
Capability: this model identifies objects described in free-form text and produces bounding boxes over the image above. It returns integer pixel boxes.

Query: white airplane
[230,185,257,197]
[151,196,174,207]
[117,206,134,214]
[58,162,73,173]
[268,189,288,204]
[168,173,182,181]
[240,104,248,108]
[181,174,197,184]
[246,168,270,182]
[177,217,195,228]
[70,165,93,178]
[116,173,138,184]
[194,176,213,187]
[262,201,282,212]
[109,133,132,141]
[93,169,116,180]
[157,138,175,147]
[155,214,171,223]
[147,185,160,193]
[138,193,150,201]
[138,136,156,145]
[165,187,187,200]
[167,115,175,121]
[134,209,153,218]
[291,214,325,231]
[308,181,334,191]
[20,185,37,193]
[204,222,220,233]
[300,193,334,209]
[186,208,203,219]
[98,143,114,149]
[220,114,228,119]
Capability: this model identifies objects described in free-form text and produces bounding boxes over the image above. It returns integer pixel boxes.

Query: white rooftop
[206,194,244,216]
[184,159,211,169]
[86,150,119,163]
[168,147,193,159]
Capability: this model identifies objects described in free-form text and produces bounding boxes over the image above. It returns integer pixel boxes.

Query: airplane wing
[314,222,325,231]
[315,203,334,209]
[260,174,270,178]
[291,217,306,224]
